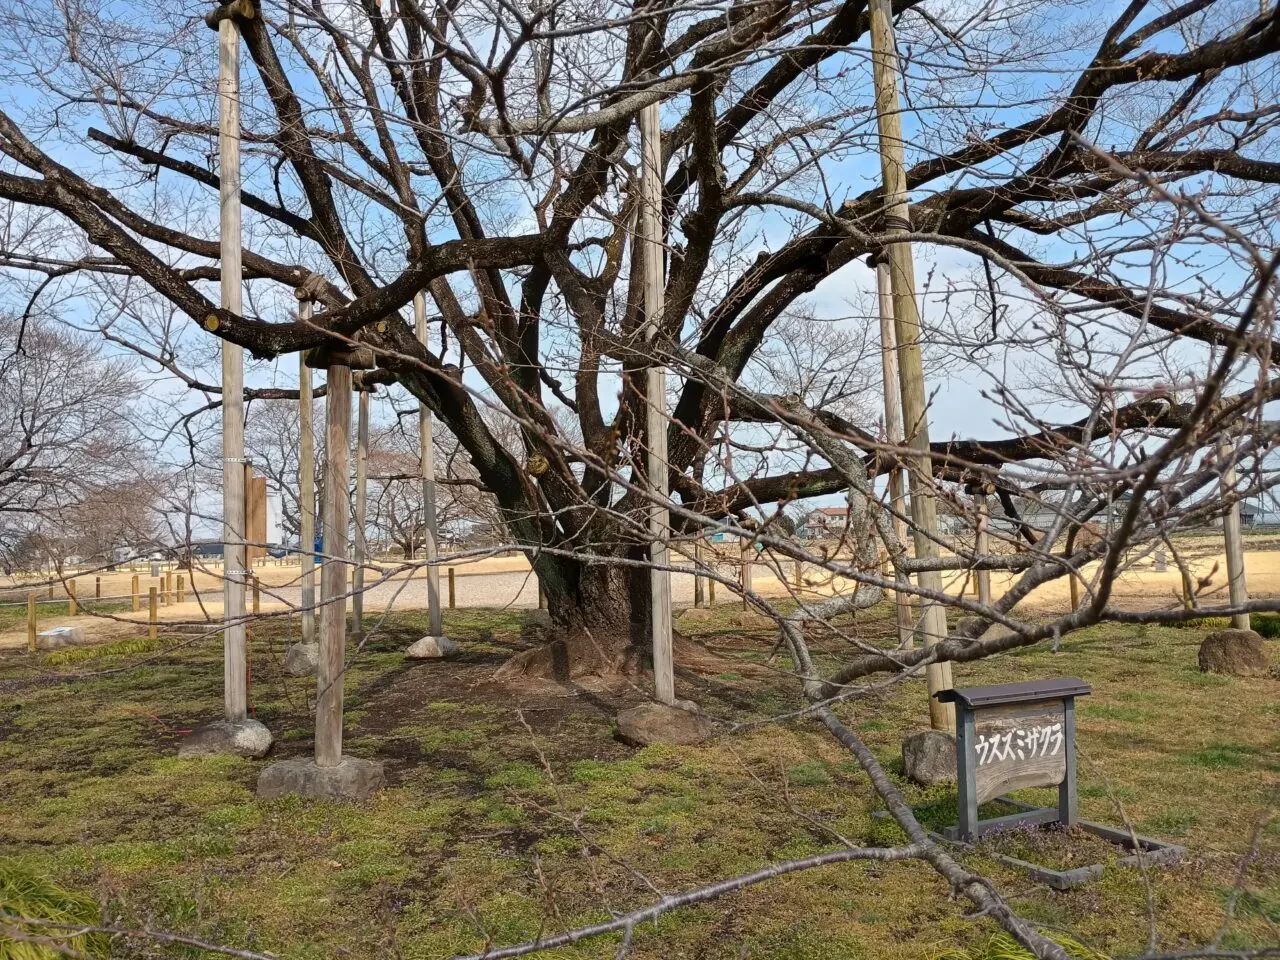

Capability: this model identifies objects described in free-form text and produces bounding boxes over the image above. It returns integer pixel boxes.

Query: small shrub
[1250,613,1280,638]
[0,859,108,959]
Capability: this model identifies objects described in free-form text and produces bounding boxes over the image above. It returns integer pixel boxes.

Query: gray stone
[256,756,385,801]
[405,635,459,660]
[36,626,86,649]
[616,701,713,746]
[902,729,957,787]
[1198,629,1271,677]
[178,719,274,760]
[732,611,775,629]
[282,641,319,677]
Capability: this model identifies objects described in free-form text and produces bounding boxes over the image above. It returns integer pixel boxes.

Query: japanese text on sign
[975,722,1063,766]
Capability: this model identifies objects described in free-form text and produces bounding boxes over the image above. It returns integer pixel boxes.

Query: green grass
[0,606,1275,959]
[0,859,108,958]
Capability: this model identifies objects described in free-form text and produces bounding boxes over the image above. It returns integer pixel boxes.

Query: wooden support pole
[640,102,675,706]
[708,574,716,605]
[149,587,158,641]
[868,0,954,731]
[167,571,174,605]
[298,308,316,646]
[693,539,705,608]
[67,580,76,617]
[448,567,456,609]
[217,12,249,725]
[131,574,140,612]
[1066,527,1081,611]
[1218,440,1250,629]
[177,575,186,603]
[27,593,36,653]
[252,575,260,615]
[975,490,992,606]
[873,254,915,650]
[740,545,752,611]
[351,387,369,637]
[95,576,101,599]
[316,363,352,768]
[414,293,445,639]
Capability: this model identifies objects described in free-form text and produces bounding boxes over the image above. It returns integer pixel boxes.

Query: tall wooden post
[95,576,101,599]
[131,574,140,612]
[874,255,915,649]
[217,10,249,726]
[975,486,992,606]
[67,580,76,617]
[740,544,753,611]
[1219,439,1250,629]
[448,567,456,609]
[414,293,445,640]
[27,593,36,653]
[149,587,158,641]
[298,304,317,647]
[317,363,352,768]
[868,0,954,731]
[640,102,675,706]
[351,385,370,637]
[693,539,705,608]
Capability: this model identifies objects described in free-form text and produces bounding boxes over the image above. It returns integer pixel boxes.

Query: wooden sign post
[937,678,1090,842]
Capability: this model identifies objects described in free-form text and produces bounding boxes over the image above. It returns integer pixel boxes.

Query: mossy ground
[0,603,1275,959]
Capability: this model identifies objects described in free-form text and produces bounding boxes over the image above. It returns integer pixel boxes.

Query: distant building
[800,506,848,539]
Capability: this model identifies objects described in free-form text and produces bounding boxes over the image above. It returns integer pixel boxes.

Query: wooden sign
[244,466,268,564]
[971,701,1067,804]
[936,678,1090,841]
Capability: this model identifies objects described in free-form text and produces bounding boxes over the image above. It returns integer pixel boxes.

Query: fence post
[740,546,752,611]
[131,574,140,612]
[27,593,37,653]
[448,567,456,609]
[95,576,101,599]
[149,587,158,640]
[68,579,77,616]
[708,575,716,606]
[177,575,185,603]
[252,575,260,615]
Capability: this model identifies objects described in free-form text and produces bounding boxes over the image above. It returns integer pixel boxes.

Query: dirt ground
[2,536,1274,651]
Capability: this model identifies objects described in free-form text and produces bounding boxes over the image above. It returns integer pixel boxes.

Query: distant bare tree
[0,317,152,572]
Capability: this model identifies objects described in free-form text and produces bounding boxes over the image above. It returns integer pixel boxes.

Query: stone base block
[282,641,319,676]
[616,701,713,746]
[405,635,458,660]
[178,719,274,759]
[256,756,385,801]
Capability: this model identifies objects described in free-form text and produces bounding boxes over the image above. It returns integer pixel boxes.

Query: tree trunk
[494,549,652,682]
